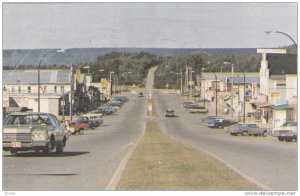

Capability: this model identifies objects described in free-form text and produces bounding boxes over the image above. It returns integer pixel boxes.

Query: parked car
[82,113,103,128]
[3,112,69,154]
[188,105,208,113]
[183,104,199,109]
[108,100,122,107]
[114,96,128,103]
[138,92,144,97]
[201,116,223,125]
[165,109,176,117]
[247,111,261,118]
[97,106,114,115]
[199,98,210,102]
[69,116,90,134]
[207,118,238,128]
[272,121,297,142]
[227,123,268,136]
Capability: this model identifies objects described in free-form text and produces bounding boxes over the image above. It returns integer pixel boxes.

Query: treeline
[86,50,261,88]
[153,50,261,89]
[88,52,162,87]
[3,49,264,88]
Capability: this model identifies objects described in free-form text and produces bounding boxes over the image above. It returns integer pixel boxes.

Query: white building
[3,70,74,117]
[257,49,287,95]
[256,49,297,127]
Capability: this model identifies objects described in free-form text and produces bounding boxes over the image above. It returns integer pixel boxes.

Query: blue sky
[3,2,297,49]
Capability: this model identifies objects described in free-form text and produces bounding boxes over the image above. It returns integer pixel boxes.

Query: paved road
[3,93,146,191]
[3,66,297,191]
[154,91,297,190]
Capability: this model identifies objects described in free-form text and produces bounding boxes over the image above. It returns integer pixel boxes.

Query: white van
[82,113,103,127]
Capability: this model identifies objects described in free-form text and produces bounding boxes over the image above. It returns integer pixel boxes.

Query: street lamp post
[38,49,62,113]
[265,31,297,49]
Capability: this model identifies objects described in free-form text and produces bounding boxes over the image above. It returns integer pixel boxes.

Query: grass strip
[146,99,157,117]
[117,121,259,190]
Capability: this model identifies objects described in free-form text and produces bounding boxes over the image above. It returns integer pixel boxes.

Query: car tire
[278,137,284,141]
[79,129,84,134]
[43,137,55,154]
[56,143,64,154]
[10,149,18,154]
[230,133,237,136]
[242,131,248,136]
[262,131,267,137]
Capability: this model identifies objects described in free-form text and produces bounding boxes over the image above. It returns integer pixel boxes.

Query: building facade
[3,70,74,117]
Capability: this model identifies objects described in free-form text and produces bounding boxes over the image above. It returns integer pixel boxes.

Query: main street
[154,91,297,190]
[3,93,146,191]
[3,66,297,191]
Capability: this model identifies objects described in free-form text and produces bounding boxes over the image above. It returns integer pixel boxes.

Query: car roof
[9,112,52,116]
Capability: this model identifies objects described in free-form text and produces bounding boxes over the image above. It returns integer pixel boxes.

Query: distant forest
[3,47,296,88]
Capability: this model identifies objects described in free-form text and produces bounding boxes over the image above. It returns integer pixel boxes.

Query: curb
[105,112,147,190]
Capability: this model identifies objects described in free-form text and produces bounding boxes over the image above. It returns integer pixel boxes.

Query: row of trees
[3,49,262,88]
[86,50,261,88]
[87,52,162,87]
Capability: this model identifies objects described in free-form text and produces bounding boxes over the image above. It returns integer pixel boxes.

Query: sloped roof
[3,70,70,84]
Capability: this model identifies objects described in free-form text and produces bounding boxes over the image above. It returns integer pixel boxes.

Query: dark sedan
[207,118,238,128]
[165,109,176,117]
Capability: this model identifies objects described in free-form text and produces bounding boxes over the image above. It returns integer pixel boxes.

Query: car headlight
[32,131,48,141]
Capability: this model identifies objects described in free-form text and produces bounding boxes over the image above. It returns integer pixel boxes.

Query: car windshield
[4,114,52,126]
[282,122,297,127]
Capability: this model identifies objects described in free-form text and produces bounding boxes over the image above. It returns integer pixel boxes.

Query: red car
[68,116,90,134]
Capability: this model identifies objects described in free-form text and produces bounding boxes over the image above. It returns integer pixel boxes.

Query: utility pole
[62,85,65,120]
[70,63,73,121]
[243,71,246,123]
[180,69,183,94]
[238,74,240,122]
[203,80,206,108]
[231,64,234,117]
[109,71,114,98]
[114,76,116,97]
[214,72,218,116]
[186,66,189,101]
[190,67,193,95]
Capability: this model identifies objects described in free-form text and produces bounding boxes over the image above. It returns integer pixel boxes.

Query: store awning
[271,104,293,110]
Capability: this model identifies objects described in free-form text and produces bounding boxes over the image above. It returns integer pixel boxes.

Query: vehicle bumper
[3,141,48,151]
[272,131,295,137]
